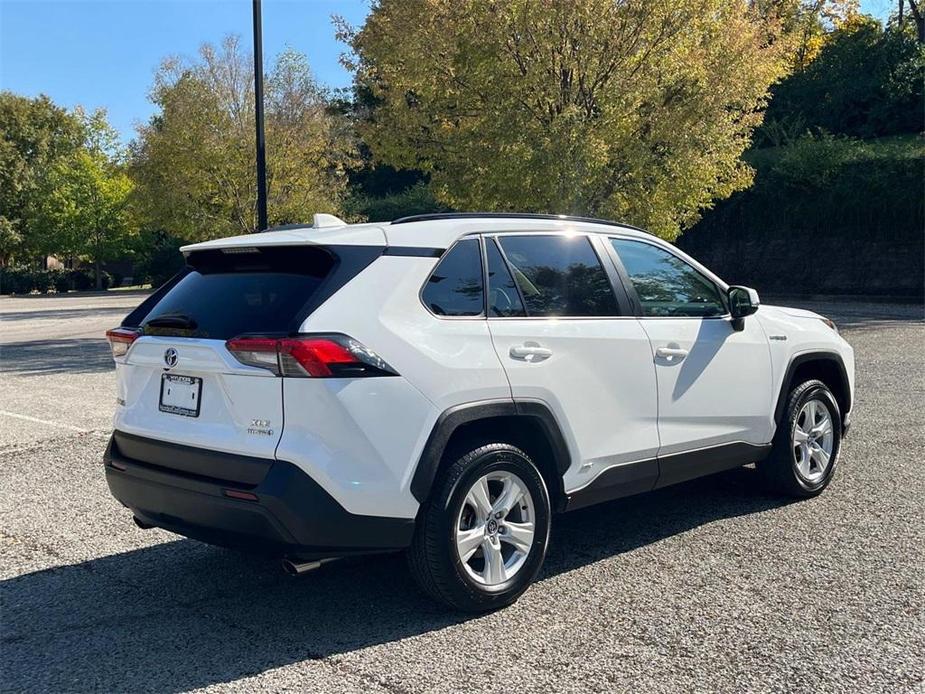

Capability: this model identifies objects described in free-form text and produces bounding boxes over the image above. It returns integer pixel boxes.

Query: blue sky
[1,0,894,143]
[0,0,369,141]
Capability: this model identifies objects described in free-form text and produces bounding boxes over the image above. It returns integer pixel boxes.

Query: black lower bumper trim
[104,434,414,556]
[113,430,272,486]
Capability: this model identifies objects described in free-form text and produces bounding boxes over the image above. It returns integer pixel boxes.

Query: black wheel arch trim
[774,351,851,429]
[410,399,571,506]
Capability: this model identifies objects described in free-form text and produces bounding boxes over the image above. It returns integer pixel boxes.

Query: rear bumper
[104,432,414,558]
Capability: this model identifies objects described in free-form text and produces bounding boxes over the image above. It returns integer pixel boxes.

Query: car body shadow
[1,466,789,693]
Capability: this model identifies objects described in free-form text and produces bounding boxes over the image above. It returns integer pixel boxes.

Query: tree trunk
[909,0,925,42]
[95,258,102,291]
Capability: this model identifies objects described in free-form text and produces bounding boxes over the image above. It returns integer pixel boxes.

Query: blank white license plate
[159,374,202,417]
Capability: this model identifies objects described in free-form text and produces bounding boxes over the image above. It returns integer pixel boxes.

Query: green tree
[0,92,84,264]
[339,0,790,239]
[752,0,859,69]
[759,15,924,143]
[34,111,135,289]
[132,36,357,241]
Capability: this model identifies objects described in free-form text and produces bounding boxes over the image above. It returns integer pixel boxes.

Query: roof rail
[390,212,648,233]
[259,223,309,233]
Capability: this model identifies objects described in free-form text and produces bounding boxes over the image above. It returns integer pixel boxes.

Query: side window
[486,238,525,317]
[421,238,484,317]
[610,239,726,318]
[497,235,619,317]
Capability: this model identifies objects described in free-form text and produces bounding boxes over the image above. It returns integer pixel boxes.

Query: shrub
[759,19,924,144]
[133,230,188,288]
[344,182,448,223]
[0,266,113,294]
[0,267,33,294]
[51,269,71,293]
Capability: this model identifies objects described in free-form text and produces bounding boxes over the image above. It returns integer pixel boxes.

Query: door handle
[655,346,689,362]
[510,343,553,362]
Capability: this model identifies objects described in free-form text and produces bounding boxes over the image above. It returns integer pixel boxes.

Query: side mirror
[728,285,759,331]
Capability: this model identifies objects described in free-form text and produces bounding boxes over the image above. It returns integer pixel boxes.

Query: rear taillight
[225,335,398,378]
[105,327,140,358]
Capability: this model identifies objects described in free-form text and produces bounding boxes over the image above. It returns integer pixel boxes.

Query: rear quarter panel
[285,255,511,517]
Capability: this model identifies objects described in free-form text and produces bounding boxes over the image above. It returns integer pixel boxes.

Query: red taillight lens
[225,334,397,378]
[105,327,140,358]
[279,338,355,377]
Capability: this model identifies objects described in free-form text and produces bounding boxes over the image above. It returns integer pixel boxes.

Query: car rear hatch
[109,244,380,469]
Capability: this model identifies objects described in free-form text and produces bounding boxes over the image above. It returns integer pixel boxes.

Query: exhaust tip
[281,557,335,576]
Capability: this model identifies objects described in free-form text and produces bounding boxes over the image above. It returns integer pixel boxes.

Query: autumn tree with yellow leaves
[340,0,792,239]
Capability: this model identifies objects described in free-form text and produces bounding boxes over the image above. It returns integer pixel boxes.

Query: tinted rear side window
[138,246,336,340]
[421,239,484,317]
[498,235,618,317]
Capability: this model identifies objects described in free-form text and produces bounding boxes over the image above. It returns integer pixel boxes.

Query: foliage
[133,229,188,287]
[131,37,358,241]
[693,133,924,239]
[340,0,790,240]
[758,16,925,144]
[0,217,20,259]
[32,111,136,289]
[751,0,859,69]
[678,133,924,296]
[0,92,84,262]
[0,266,111,295]
[344,181,448,222]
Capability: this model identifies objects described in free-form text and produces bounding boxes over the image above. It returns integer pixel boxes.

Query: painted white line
[0,410,90,433]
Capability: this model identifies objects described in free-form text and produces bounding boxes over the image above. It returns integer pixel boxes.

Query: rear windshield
[137,246,336,340]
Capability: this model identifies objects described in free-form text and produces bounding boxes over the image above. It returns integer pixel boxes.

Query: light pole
[252,0,268,232]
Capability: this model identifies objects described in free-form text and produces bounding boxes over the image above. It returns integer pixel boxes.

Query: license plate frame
[159,374,202,418]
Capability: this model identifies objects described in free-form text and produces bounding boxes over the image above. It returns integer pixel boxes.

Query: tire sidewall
[442,447,550,601]
[787,383,842,493]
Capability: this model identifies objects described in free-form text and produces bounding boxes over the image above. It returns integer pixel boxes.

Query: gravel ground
[1,293,923,693]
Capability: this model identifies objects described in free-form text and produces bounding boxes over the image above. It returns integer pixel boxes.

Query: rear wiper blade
[145,314,198,330]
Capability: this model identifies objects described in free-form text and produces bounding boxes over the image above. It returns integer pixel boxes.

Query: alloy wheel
[455,471,536,586]
[792,398,835,483]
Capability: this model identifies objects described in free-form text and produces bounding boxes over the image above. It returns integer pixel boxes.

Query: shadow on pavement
[0,466,789,693]
[0,339,113,375]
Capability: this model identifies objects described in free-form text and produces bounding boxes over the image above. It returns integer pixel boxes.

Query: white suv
[105,212,854,612]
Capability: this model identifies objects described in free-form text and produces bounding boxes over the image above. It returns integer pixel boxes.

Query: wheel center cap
[486,519,499,535]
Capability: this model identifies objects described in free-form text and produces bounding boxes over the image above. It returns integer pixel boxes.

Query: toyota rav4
[104,212,854,612]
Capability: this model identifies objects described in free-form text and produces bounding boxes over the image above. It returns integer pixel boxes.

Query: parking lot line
[0,410,90,433]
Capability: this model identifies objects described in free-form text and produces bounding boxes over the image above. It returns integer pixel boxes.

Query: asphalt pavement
[1,292,923,693]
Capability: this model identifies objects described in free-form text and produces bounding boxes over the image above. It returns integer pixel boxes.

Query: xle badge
[248,419,273,436]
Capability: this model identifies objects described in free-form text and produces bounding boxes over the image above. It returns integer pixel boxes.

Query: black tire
[407,442,551,612]
[759,379,842,497]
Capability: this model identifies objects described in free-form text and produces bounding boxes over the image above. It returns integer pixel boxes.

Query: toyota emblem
[164,348,178,368]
